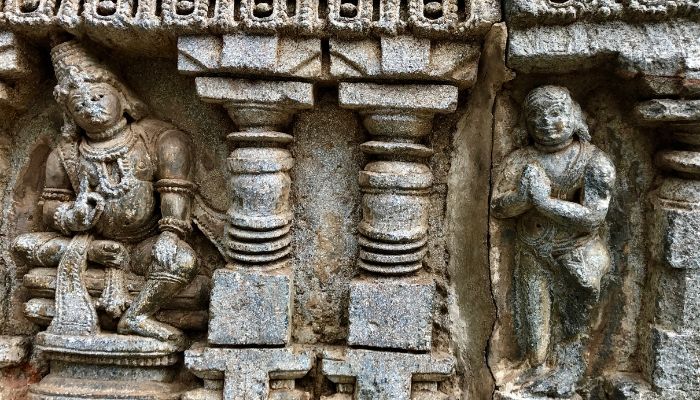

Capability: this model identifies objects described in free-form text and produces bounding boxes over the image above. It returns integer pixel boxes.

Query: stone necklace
[79,123,139,198]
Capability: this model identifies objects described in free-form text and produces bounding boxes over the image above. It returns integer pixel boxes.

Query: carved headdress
[51,40,148,137]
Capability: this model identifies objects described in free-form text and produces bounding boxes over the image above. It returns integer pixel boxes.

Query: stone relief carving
[14,38,199,344]
[0,0,696,392]
[492,86,616,398]
[9,39,209,398]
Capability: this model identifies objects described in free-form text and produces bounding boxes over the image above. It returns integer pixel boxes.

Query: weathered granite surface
[0,0,697,397]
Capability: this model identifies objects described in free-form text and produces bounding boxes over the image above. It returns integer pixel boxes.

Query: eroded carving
[11,39,202,399]
[14,39,198,344]
[491,86,616,398]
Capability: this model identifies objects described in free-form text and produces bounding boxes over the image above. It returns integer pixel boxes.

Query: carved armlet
[41,188,74,202]
[156,179,198,237]
[155,179,197,196]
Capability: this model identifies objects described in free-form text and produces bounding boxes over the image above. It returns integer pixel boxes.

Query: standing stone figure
[12,39,197,345]
[491,86,616,397]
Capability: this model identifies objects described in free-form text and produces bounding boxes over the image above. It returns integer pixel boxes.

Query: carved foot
[515,363,548,385]
[117,316,186,347]
[523,367,578,398]
[97,268,131,319]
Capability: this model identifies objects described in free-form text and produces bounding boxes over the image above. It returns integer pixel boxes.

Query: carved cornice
[0,0,498,45]
[506,0,700,29]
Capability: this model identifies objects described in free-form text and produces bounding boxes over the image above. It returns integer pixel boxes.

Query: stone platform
[30,332,187,400]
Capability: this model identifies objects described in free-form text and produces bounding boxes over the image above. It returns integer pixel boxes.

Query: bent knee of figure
[12,232,66,266]
[155,240,198,283]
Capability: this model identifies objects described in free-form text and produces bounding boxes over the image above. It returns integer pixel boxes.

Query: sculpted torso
[491,86,616,397]
[13,40,199,345]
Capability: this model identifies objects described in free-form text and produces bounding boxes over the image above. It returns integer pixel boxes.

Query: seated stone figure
[13,39,197,345]
[491,86,616,397]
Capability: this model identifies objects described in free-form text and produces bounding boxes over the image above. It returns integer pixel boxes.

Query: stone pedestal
[185,344,312,400]
[348,275,434,351]
[208,267,293,346]
[30,332,187,400]
[321,349,454,400]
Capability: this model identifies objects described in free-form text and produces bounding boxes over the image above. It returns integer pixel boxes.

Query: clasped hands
[518,163,552,208]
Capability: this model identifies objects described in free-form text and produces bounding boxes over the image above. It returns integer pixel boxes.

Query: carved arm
[155,129,195,239]
[40,149,75,233]
[491,161,531,219]
[533,153,616,232]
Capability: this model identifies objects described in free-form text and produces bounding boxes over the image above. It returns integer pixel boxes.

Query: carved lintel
[508,21,700,94]
[329,36,480,88]
[321,348,454,400]
[184,345,313,399]
[178,35,322,79]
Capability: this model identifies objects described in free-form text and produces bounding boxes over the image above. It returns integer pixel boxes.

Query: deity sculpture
[12,39,198,345]
[491,86,616,397]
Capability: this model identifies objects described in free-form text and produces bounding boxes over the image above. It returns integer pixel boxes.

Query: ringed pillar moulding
[635,99,700,397]
[320,82,458,400]
[182,76,315,400]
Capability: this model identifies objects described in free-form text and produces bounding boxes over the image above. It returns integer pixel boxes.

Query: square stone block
[348,276,434,351]
[208,267,293,346]
[655,268,700,331]
[648,326,700,392]
[653,205,700,269]
[0,336,28,368]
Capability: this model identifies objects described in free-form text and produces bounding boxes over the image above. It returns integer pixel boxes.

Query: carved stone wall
[0,0,697,398]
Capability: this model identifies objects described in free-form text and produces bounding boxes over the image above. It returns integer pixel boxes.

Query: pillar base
[184,344,313,399]
[321,348,454,400]
[348,275,435,351]
[30,332,186,400]
[208,266,293,346]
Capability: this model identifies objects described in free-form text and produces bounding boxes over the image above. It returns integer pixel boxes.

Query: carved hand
[523,164,551,205]
[152,231,181,269]
[64,177,105,232]
[88,240,129,268]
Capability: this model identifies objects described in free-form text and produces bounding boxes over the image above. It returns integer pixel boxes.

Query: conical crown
[51,40,147,120]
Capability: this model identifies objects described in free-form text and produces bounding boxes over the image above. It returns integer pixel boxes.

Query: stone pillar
[183,78,314,400]
[320,82,457,400]
[635,99,700,397]
[0,32,34,373]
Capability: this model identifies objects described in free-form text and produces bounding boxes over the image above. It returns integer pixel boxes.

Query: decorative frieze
[506,0,700,28]
[0,0,498,44]
[508,21,700,82]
